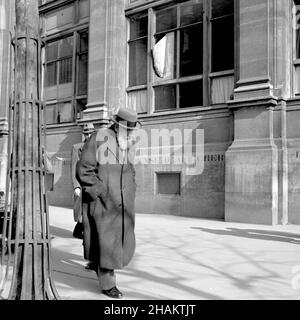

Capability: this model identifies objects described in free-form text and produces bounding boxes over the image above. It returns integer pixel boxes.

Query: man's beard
[117,135,134,151]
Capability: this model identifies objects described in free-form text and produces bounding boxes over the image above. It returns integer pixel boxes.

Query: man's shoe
[73,222,83,239]
[102,286,123,299]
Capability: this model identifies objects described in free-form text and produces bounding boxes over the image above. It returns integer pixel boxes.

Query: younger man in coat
[71,123,95,239]
[76,108,140,299]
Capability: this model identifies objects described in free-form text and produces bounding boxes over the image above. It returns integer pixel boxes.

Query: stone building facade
[1,0,300,225]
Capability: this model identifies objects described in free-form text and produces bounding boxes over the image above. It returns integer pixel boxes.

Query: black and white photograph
[0,0,300,308]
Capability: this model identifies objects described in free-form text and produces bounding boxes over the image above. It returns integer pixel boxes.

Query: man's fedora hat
[111,108,141,130]
[82,123,95,133]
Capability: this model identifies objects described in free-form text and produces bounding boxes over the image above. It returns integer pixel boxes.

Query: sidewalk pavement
[49,206,300,300]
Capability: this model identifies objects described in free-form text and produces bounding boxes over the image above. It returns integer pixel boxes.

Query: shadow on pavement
[192,227,300,244]
[50,226,73,239]
[51,249,101,298]
[49,223,225,299]
[49,224,100,298]
[49,225,167,299]
[119,266,223,300]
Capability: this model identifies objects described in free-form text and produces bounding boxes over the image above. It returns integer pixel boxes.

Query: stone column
[273,0,292,225]
[0,0,13,207]
[106,0,127,114]
[82,0,127,126]
[225,0,291,224]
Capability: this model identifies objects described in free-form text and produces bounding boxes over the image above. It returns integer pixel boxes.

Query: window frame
[152,2,205,111]
[126,0,235,114]
[293,0,300,96]
[40,0,89,126]
[44,34,74,89]
[155,171,182,196]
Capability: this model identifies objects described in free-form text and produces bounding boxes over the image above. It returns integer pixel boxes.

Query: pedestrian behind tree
[71,123,95,239]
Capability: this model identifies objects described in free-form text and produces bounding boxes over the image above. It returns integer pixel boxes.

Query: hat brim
[83,130,95,134]
[110,115,142,130]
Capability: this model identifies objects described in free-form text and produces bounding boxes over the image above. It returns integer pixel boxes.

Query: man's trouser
[73,194,82,222]
[82,201,116,290]
[98,268,116,290]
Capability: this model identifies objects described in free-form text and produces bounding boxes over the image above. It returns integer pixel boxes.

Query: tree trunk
[0,0,59,300]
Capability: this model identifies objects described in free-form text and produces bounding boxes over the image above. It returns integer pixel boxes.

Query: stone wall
[135,109,232,219]
[287,101,300,225]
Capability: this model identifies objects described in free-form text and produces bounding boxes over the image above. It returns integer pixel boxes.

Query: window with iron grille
[127,0,235,114]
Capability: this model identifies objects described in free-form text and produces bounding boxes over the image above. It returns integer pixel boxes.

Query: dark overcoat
[71,142,84,222]
[76,128,136,270]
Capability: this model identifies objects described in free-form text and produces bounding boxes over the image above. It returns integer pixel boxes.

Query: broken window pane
[153,32,176,80]
[128,0,234,113]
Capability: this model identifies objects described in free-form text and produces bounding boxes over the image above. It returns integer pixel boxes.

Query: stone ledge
[125,0,174,14]
[286,97,300,109]
[227,95,278,110]
[226,138,278,152]
[139,106,231,125]
[78,103,109,125]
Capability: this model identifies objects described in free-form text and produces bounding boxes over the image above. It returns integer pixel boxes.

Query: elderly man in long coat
[76,108,140,299]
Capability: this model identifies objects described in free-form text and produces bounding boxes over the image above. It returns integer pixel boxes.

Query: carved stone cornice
[227,95,278,110]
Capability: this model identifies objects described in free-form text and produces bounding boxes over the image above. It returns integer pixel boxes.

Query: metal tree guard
[0,0,59,300]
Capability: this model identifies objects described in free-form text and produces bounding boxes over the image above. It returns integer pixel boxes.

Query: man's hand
[74,188,81,197]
